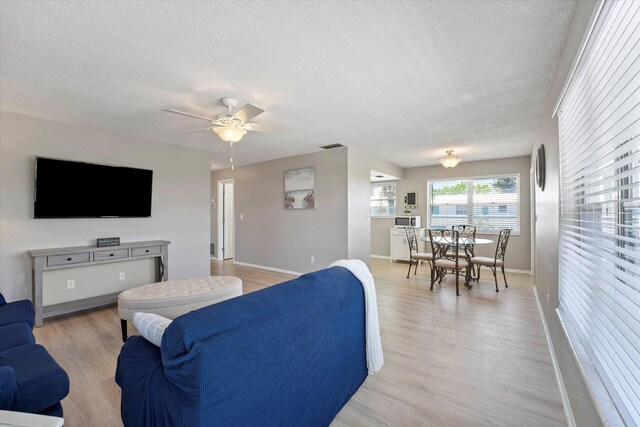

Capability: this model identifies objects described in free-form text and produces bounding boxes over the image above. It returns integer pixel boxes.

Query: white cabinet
[390,227,425,261]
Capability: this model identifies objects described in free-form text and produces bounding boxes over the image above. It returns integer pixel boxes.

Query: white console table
[29,240,170,327]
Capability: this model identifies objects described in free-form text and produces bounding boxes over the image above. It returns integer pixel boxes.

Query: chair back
[453,225,476,240]
[428,228,459,261]
[404,226,419,256]
[495,229,512,262]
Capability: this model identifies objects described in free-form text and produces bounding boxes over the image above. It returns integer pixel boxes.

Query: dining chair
[453,224,477,274]
[428,229,471,296]
[404,226,433,278]
[470,228,512,292]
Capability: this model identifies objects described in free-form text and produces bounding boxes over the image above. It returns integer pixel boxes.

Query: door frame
[217,179,235,260]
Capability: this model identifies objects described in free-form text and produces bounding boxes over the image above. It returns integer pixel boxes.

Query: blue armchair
[116,266,368,426]
[0,323,35,351]
[0,292,35,329]
[0,323,70,417]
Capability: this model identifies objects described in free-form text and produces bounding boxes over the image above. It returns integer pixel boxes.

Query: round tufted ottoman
[117,276,242,341]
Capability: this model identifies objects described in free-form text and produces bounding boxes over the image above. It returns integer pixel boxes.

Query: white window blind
[557,1,640,425]
[427,175,520,233]
[370,182,396,216]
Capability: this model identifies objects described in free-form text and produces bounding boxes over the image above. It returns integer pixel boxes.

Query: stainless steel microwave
[395,216,421,227]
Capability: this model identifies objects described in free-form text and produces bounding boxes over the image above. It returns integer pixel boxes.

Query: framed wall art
[284,167,315,209]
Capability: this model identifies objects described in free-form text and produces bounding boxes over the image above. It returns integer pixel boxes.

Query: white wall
[347,148,371,264]
[211,148,349,273]
[0,111,211,301]
[530,1,602,425]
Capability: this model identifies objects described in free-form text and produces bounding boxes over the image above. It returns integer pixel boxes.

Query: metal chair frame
[404,226,433,279]
[474,228,512,292]
[428,229,472,296]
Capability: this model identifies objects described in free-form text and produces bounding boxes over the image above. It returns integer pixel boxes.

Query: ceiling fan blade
[234,103,264,123]
[244,123,292,134]
[163,109,217,122]
[179,127,214,135]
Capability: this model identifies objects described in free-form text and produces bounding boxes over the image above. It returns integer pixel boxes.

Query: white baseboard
[505,268,532,275]
[371,255,391,260]
[533,286,576,427]
[232,260,301,276]
[210,256,220,260]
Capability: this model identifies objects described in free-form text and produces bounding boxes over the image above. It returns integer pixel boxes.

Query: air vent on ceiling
[320,143,344,150]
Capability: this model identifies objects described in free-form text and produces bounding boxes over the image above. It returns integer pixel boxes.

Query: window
[370,182,396,216]
[427,175,519,233]
[556,1,639,425]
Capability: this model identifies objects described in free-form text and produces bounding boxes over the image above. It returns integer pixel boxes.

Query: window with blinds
[427,175,520,233]
[557,1,639,425]
[370,182,397,216]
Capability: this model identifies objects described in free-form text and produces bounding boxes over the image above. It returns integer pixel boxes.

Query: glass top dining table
[419,236,494,245]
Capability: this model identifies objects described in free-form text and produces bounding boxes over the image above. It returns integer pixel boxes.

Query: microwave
[395,216,421,227]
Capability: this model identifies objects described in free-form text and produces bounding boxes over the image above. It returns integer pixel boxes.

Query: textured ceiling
[0,1,576,169]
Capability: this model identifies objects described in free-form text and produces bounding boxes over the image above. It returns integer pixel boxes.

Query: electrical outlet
[66,279,75,290]
[311,256,315,263]
[546,293,550,308]
[240,213,244,220]
[119,272,126,281]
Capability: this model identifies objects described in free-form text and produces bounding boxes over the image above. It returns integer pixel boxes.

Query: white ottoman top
[118,276,243,320]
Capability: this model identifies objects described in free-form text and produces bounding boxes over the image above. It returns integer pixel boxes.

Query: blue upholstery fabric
[0,323,35,351]
[0,295,35,329]
[116,266,367,427]
[0,344,70,415]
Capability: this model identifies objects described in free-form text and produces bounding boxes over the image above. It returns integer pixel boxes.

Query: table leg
[121,319,128,342]
[32,257,44,327]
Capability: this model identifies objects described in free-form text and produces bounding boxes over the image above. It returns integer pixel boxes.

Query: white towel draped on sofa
[330,259,384,374]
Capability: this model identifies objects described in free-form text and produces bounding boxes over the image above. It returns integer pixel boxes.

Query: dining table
[419,236,494,287]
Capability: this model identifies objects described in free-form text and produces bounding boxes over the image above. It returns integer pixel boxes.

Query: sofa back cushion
[161,266,367,426]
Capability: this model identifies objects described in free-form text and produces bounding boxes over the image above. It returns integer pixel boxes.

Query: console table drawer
[47,253,90,267]
[94,249,129,261]
[131,246,161,257]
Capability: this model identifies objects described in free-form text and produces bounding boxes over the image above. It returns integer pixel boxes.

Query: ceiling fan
[163,97,291,144]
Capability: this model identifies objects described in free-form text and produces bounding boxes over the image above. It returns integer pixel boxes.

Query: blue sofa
[116,266,367,426]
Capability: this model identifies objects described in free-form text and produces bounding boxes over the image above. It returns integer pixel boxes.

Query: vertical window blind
[557,0,640,424]
[370,182,397,216]
[427,175,520,233]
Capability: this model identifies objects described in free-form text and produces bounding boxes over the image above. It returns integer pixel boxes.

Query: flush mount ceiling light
[439,150,462,169]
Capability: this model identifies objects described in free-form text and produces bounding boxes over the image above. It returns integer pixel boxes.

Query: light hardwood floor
[33,258,566,427]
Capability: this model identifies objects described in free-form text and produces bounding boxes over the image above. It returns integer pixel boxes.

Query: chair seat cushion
[0,344,70,414]
[118,276,243,321]
[0,323,35,352]
[470,257,503,266]
[435,259,469,269]
[0,300,35,329]
[412,252,432,260]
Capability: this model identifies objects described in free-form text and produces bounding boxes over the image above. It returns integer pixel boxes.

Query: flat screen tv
[34,157,153,218]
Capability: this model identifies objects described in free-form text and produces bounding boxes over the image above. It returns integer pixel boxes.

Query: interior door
[223,182,235,259]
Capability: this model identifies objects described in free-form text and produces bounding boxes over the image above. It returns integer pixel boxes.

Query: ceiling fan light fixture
[213,125,247,143]
[439,150,462,169]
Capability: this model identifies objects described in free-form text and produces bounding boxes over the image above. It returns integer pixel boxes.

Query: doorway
[217,179,235,260]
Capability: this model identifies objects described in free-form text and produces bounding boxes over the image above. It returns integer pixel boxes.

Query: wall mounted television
[34,157,153,218]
